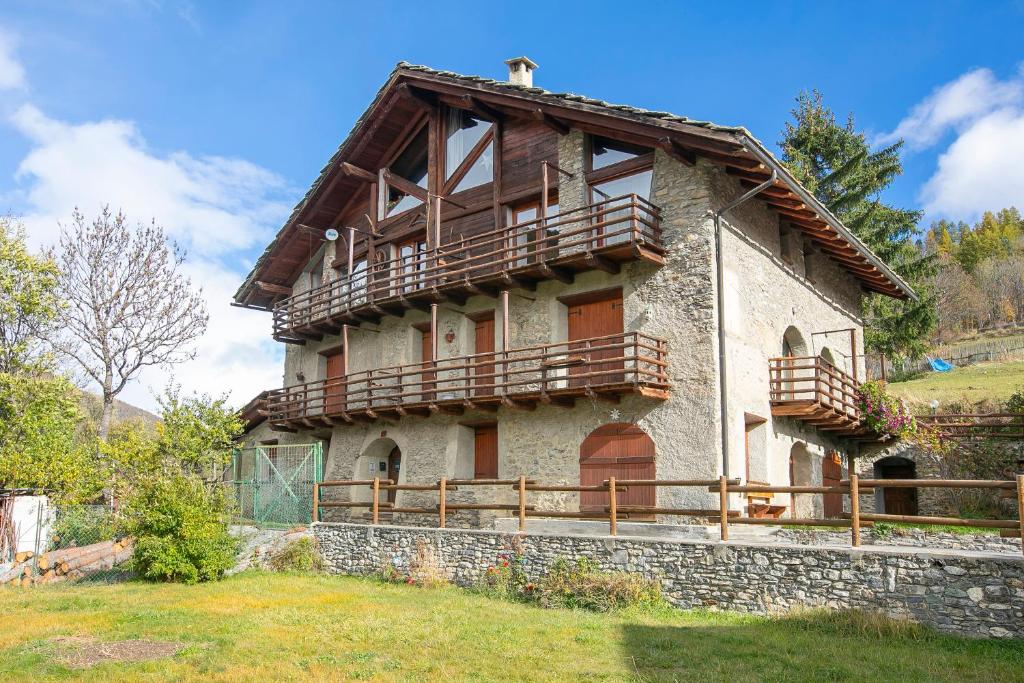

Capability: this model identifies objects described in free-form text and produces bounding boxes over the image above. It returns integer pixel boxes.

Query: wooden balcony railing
[264,332,669,426]
[768,355,884,441]
[272,194,663,341]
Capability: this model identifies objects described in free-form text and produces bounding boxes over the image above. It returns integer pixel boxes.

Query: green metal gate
[232,443,324,526]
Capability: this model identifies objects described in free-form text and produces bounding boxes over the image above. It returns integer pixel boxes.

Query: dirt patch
[50,636,186,668]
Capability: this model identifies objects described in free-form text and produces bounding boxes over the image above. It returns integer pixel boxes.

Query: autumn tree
[51,207,208,439]
[779,91,937,359]
[0,216,61,374]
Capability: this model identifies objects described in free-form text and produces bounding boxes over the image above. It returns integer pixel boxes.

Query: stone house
[233,58,915,524]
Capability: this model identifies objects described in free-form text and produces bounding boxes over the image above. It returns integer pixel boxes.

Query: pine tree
[779,90,937,360]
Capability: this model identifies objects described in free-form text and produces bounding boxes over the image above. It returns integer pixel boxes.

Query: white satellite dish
[324,228,340,241]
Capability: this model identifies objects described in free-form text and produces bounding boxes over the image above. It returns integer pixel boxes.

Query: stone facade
[315,522,1024,639]
[265,129,871,522]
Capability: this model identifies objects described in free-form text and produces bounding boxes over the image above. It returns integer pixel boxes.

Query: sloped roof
[235,62,915,307]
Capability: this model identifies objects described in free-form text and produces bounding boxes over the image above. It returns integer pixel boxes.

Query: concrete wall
[315,522,1024,639]
[272,130,870,520]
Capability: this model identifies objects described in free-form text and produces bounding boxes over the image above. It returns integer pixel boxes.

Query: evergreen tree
[779,91,937,360]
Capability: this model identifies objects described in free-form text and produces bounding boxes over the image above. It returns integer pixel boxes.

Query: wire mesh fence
[1,498,132,586]
[231,443,324,528]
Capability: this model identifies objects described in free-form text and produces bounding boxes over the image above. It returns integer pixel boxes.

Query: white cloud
[880,66,1024,221]
[0,28,26,90]
[6,103,291,411]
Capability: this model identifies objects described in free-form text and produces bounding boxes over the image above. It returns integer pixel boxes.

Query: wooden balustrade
[312,474,1024,555]
[272,195,664,341]
[263,331,669,426]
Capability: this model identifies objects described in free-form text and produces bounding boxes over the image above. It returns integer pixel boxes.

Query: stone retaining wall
[315,522,1024,639]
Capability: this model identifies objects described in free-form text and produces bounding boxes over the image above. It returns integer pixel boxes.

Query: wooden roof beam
[657,137,696,166]
[531,108,571,135]
[340,162,377,183]
[255,281,292,296]
[457,94,505,122]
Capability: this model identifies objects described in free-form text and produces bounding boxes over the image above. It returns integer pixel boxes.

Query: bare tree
[51,207,208,438]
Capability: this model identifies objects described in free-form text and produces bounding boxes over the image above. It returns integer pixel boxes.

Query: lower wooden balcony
[272,195,664,343]
[264,332,669,429]
[768,356,889,443]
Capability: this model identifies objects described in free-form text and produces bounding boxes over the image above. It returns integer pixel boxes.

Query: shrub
[267,537,325,573]
[535,558,663,612]
[377,539,449,588]
[857,381,917,438]
[124,474,237,584]
[50,506,118,549]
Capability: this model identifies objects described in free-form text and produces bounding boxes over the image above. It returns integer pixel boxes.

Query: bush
[857,381,917,438]
[50,506,118,549]
[267,537,324,573]
[536,558,663,612]
[124,474,237,584]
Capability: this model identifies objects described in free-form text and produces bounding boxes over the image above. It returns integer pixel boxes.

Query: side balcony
[264,332,669,429]
[273,194,663,343]
[768,356,889,443]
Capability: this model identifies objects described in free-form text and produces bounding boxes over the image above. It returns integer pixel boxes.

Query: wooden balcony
[264,332,669,428]
[768,356,889,443]
[273,195,663,342]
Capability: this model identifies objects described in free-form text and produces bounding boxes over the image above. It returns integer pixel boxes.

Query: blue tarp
[928,356,954,372]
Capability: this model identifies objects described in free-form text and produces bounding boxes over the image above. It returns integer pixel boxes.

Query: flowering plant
[857,381,917,438]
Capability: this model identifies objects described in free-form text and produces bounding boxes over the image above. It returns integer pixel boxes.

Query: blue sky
[1,1,1022,409]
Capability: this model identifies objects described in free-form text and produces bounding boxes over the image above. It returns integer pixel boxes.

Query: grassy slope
[1,573,1022,682]
[887,360,1024,410]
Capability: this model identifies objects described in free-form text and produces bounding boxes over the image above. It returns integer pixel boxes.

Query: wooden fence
[313,475,1024,555]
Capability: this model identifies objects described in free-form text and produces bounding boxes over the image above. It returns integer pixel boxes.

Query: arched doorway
[874,456,917,515]
[387,446,401,503]
[781,326,808,399]
[353,437,401,505]
[789,442,813,518]
[579,423,655,513]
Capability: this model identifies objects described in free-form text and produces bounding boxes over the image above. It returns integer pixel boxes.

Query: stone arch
[873,455,918,515]
[353,437,402,504]
[781,326,810,398]
[782,325,808,358]
[579,423,655,513]
[788,442,814,518]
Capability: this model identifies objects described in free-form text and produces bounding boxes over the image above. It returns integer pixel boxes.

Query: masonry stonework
[315,522,1024,639]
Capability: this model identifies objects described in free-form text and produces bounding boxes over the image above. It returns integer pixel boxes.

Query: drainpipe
[713,166,777,479]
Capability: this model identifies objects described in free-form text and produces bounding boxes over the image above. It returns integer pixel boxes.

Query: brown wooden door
[473,314,496,397]
[567,291,624,388]
[822,452,843,518]
[387,446,401,503]
[420,328,435,402]
[473,424,498,479]
[579,423,655,514]
[324,349,346,415]
[879,461,918,515]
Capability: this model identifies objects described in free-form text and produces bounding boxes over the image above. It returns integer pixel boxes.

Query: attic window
[591,136,651,171]
[386,127,429,217]
[444,108,494,193]
[803,245,816,283]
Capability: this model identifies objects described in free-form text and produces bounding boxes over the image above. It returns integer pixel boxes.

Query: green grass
[2,572,1022,681]
[887,359,1024,410]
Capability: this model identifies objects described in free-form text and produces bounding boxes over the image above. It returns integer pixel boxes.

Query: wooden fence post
[372,477,380,525]
[311,482,319,523]
[439,478,447,529]
[1017,474,1024,557]
[850,473,861,547]
[518,475,527,532]
[608,476,617,536]
[719,475,729,541]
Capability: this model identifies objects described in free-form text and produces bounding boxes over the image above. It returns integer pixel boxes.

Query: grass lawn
[2,572,1022,681]
[887,359,1024,410]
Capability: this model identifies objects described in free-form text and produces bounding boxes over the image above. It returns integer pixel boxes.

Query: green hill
[887,360,1024,412]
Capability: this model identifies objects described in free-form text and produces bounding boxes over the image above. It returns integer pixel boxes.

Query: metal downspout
[713,166,778,479]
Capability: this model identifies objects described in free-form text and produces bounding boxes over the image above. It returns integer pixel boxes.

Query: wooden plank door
[473,314,496,397]
[821,452,843,518]
[579,423,655,514]
[387,447,401,503]
[473,424,498,479]
[567,291,624,388]
[420,328,435,402]
[324,349,346,415]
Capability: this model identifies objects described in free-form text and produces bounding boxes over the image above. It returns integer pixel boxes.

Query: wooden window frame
[379,118,431,224]
[441,110,496,196]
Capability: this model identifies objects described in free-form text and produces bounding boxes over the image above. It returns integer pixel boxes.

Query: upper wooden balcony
[768,356,889,443]
[263,331,669,429]
[273,195,664,342]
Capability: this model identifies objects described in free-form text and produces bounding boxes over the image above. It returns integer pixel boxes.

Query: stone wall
[315,522,1024,639]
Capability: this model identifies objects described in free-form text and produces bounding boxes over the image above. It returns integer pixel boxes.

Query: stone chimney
[505,56,538,87]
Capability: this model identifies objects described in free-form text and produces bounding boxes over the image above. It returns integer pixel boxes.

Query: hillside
[77,390,160,429]
[887,359,1024,412]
